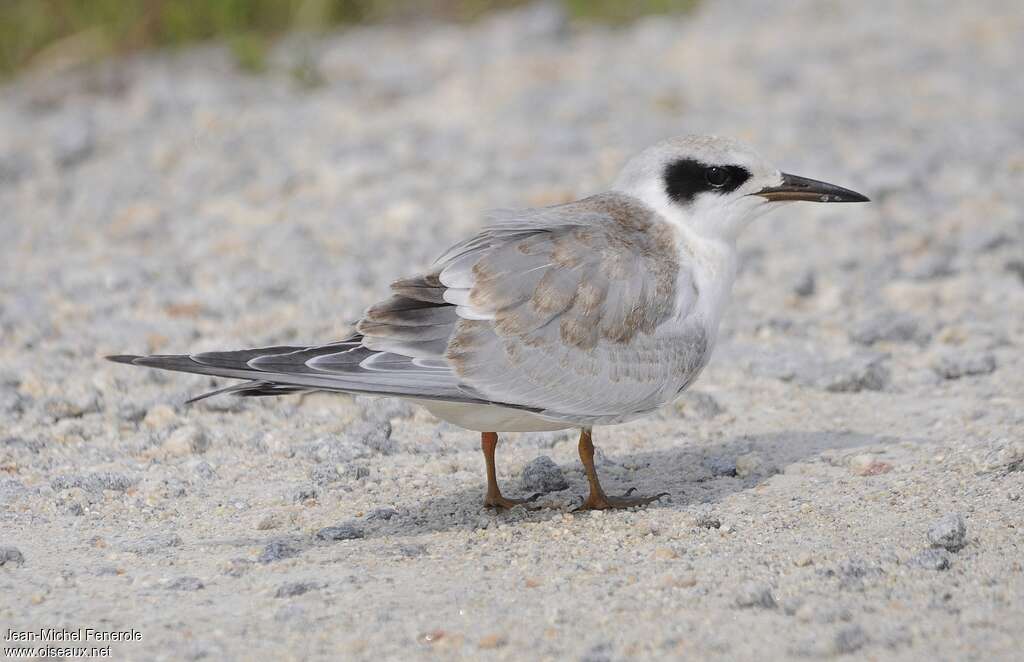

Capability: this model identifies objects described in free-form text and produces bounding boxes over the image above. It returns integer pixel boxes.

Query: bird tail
[105,336,488,406]
[106,340,364,403]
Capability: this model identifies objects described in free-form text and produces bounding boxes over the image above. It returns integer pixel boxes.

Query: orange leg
[481,432,541,509]
[575,428,668,510]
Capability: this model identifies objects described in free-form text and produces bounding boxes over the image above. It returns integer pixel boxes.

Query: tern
[109,135,868,510]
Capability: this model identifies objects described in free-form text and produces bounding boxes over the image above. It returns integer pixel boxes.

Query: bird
[108,135,868,510]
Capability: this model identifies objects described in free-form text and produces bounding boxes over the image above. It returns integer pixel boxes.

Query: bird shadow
[199,428,916,561]
[342,428,912,542]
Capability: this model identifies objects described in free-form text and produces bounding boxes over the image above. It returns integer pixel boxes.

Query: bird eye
[705,166,730,187]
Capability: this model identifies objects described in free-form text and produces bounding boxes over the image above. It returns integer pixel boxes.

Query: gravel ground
[2,1,1023,660]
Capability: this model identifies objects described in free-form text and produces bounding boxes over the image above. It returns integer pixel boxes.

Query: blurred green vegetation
[0,0,699,77]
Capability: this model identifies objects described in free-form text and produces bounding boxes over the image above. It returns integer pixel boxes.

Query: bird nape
[108,135,869,510]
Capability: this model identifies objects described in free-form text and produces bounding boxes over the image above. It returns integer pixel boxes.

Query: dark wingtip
[106,354,142,365]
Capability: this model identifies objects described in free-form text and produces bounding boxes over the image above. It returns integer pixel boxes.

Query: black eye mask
[664,158,752,203]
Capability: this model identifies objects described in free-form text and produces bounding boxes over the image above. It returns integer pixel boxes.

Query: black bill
[755,172,869,203]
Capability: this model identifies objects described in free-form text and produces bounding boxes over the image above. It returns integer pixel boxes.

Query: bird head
[612,135,869,243]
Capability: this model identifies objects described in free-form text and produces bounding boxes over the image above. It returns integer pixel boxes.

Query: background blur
[2,1,1022,660]
[0,0,697,77]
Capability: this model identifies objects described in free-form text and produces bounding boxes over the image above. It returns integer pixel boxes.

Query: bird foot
[573,487,669,511]
[483,491,542,510]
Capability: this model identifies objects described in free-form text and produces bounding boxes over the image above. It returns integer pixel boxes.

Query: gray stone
[904,251,955,281]
[366,507,399,521]
[164,424,210,455]
[122,533,183,554]
[0,151,32,187]
[347,420,396,455]
[735,452,777,478]
[190,461,217,481]
[310,463,342,485]
[792,269,816,297]
[43,385,102,420]
[961,229,1010,254]
[54,116,96,168]
[675,391,724,419]
[834,625,870,655]
[704,456,737,477]
[291,486,318,503]
[927,513,967,552]
[734,582,776,609]
[0,546,25,566]
[1006,259,1024,283]
[971,438,1024,474]
[850,312,928,345]
[817,354,890,393]
[0,478,28,504]
[52,472,136,493]
[696,514,721,530]
[301,436,367,464]
[519,455,569,493]
[357,396,415,423]
[166,576,204,591]
[275,581,317,598]
[258,541,299,563]
[397,544,426,558]
[315,523,363,542]
[933,353,996,379]
[907,548,952,571]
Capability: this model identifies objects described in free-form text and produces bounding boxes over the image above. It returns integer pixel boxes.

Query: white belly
[408,399,573,432]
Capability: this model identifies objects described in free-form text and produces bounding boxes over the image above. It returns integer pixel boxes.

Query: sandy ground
[2,1,1023,659]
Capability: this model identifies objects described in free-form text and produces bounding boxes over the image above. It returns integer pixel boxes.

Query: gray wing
[445,194,704,419]
[361,193,704,420]
[111,193,705,420]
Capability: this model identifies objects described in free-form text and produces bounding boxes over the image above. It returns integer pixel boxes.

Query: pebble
[347,420,396,455]
[850,312,928,345]
[255,514,282,531]
[366,507,399,521]
[817,354,890,393]
[163,425,210,456]
[673,391,724,419]
[291,486,318,503]
[907,548,952,571]
[54,116,96,168]
[310,463,342,485]
[519,456,569,493]
[143,404,178,429]
[358,396,416,423]
[258,541,299,563]
[166,576,204,591]
[122,533,183,554]
[932,353,997,379]
[792,269,816,297]
[51,472,136,492]
[734,582,776,609]
[695,514,721,530]
[315,523,363,541]
[661,573,697,588]
[735,452,776,478]
[705,456,737,477]
[927,513,967,552]
[849,453,893,476]
[478,633,507,649]
[275,581,317,598]
[0,546,26,566]
[970,438,1024,474]
[43,385,102,420]
[833,625,870,655]
[1006,259,1024,283]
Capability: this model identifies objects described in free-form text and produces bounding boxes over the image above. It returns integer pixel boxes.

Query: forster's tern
[109,135,868,510]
